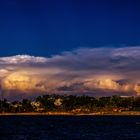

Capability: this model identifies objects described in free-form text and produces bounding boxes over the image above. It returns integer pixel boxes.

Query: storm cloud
[0,46,140,99]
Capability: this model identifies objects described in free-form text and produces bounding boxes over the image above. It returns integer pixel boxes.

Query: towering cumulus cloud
[0,47,140,99]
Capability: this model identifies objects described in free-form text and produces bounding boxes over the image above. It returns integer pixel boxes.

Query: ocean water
[0,116,140,140]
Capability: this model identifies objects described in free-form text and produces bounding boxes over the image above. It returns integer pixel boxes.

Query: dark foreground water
[0,116,140,140]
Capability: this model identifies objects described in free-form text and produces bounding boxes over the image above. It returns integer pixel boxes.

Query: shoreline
[0,111,140,116]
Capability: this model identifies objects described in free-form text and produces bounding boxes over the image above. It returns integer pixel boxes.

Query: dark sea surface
[0,115,140,140]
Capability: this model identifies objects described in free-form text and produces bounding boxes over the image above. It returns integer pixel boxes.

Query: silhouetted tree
[22,99,34,112]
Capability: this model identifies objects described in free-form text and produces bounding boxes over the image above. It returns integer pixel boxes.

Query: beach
[0,111,140,116]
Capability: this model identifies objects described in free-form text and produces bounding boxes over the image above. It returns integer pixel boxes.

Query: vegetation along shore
[1,94,140,115]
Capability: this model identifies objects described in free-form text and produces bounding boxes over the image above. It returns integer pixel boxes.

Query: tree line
[0,95,140,113]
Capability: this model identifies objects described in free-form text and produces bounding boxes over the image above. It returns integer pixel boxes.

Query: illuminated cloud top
[0,47,140,99]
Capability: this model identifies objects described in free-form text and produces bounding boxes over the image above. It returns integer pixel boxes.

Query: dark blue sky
[0,0,140,56]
